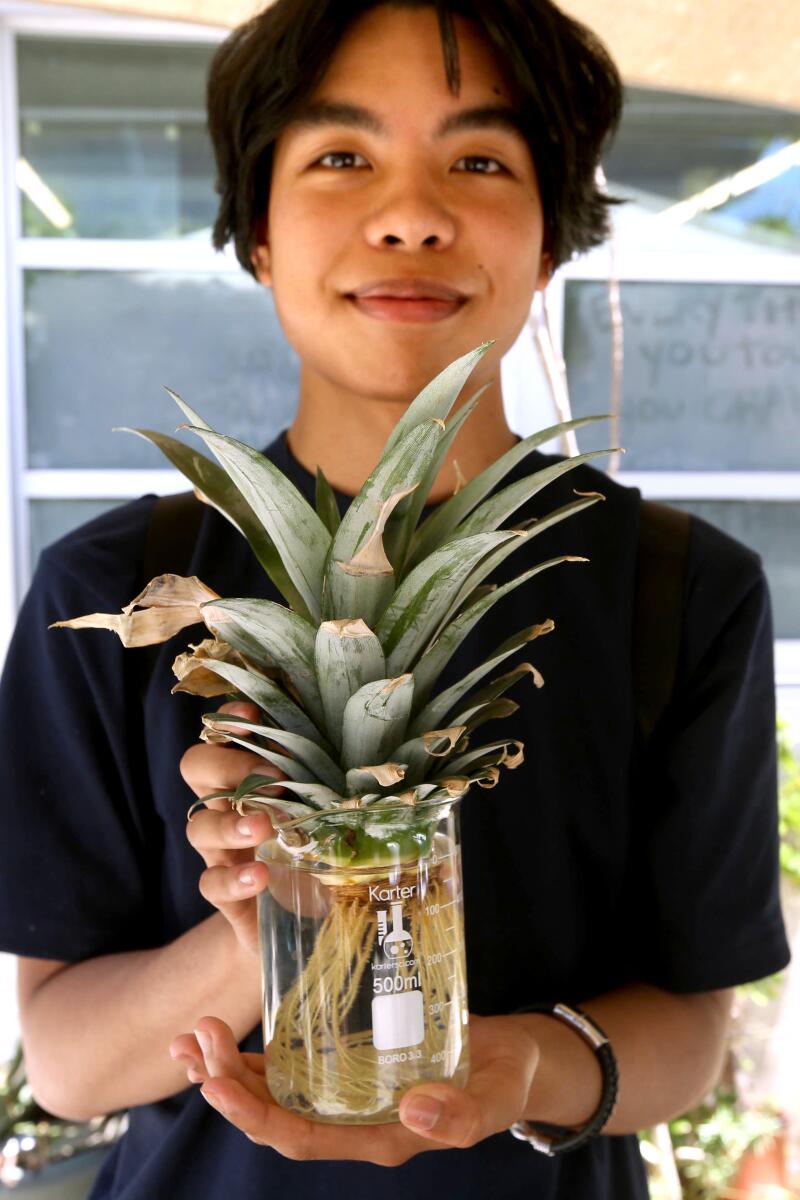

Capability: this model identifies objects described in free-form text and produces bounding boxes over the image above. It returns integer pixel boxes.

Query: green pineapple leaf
[323,419,447,621]
[345,763,408,796]
[407,413,611,568]
[452,453,611,539]
[315,466,342,537]
[410,557,573,711]
[181,426,331,622]
[163,384,213,432]
[325,485,416,627]
[314,619,386,754]
[444,738,525,778]
[383,382,490,573]
[451,662,542,721]
[408,622,548,737]
[377,530,521,675]
[175,655,322,744]
[198,733,316,785]
[388,727,468,787]
[341,675,415,771]
[452,696,519,739]
[381,340,493,457]
[200,599,326,734]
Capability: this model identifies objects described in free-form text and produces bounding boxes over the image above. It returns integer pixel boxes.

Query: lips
[348,277,467,302]
[345,277,469,323]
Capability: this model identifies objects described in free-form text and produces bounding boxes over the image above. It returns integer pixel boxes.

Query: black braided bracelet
[508,1002,619,1157]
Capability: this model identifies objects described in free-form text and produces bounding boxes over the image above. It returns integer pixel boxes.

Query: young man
[0,2,789,1198]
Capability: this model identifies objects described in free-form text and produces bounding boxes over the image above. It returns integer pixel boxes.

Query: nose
[362,176,457,251]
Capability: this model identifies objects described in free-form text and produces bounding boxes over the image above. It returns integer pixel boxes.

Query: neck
[287,366,518,503]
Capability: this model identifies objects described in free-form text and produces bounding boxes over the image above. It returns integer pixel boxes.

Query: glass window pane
[605,88,800,254]
[29,499,126,569]
[24,271,299,469]
[17,38,217,239]
[564,280,800,470]
[668,501,799,639]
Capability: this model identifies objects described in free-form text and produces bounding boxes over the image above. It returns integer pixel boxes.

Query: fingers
[181,1020,428,1165]
[179,1018,521,1166]
[195,853,268,958]
[181,743,276,804]
[187,808,274,865]
[169,1033,208,1085]
[198,858,269,906]
[180,701,284,805]
[192,1019,267,1105]
[187,806,272,954]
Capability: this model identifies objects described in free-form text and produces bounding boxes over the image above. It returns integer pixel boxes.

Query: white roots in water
[267,875,468,1123]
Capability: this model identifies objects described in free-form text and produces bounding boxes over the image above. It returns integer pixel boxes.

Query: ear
[251,239,272,287]
[534,251,553,293]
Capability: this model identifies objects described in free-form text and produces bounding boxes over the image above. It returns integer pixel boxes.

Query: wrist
[508,1008,603,1127]
[508,1003,619,1157]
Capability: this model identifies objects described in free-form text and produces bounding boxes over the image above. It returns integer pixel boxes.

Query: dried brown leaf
[421,726,468,756]
[50,604,204,648]
[171,638,247,697]
[121,573,218,615]
[356,762,408,786]
[335,486,416,577]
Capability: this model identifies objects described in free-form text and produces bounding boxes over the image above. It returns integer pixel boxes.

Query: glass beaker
[256,797,469,1124]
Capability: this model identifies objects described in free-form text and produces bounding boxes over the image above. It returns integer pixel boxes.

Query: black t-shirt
[0,430,789,1199]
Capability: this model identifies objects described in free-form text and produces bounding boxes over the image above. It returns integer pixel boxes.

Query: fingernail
[236,818,253,837]
[238,868,255,886]
[194,1027,212,1057]
[403,1096,442,1131]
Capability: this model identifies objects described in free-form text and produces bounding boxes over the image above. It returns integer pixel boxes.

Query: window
[0,9,302,667]
[546,86,800,719]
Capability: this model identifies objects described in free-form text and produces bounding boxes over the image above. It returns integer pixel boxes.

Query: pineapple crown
[52,341,614,837]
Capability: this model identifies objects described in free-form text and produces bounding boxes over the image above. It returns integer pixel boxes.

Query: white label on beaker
[372,990,425,1050]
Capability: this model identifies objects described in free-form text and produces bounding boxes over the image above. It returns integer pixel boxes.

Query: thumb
[398,1033,539,1148]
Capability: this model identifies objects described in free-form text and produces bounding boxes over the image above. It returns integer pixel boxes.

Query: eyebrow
[290,100,527,141]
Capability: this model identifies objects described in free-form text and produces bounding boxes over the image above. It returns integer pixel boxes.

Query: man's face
[251,4,551,404]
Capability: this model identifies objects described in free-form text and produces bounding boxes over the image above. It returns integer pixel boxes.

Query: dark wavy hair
[207,0,624,278]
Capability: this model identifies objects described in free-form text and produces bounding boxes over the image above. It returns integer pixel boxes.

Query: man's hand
[181,700,285,959]
[169,1014,539,1166]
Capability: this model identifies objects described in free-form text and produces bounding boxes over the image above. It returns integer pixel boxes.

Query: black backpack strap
[633,500,692,744]
[137,491,205,705]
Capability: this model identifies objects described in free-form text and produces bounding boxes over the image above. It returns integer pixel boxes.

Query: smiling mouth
[346,294,467,323]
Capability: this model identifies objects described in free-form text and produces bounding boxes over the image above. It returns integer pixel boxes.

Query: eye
[312,151,369,169]
[454,155,507,174]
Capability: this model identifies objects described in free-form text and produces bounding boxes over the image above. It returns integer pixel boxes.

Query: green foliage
[778,720,800,886]
[654,1090,784,1200]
